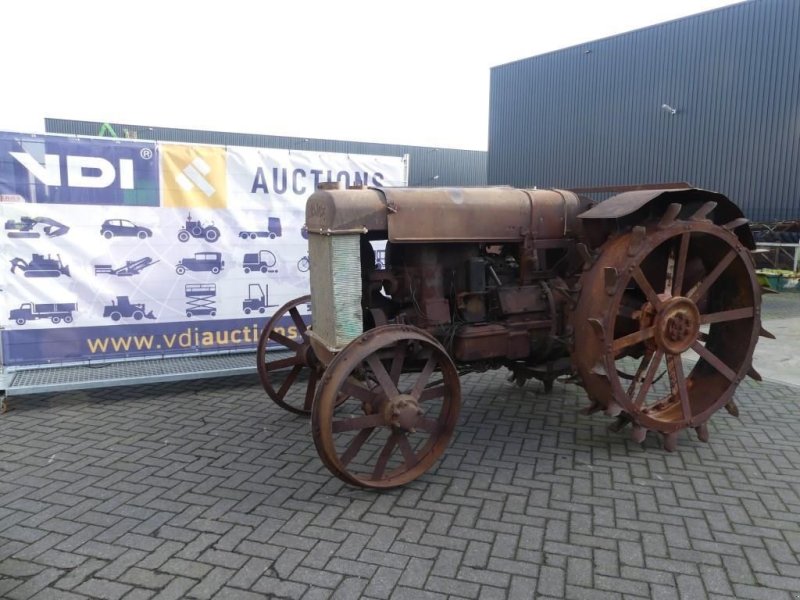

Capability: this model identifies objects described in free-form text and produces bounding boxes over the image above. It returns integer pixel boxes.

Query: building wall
[488,0,800,222]
[44,119,487,189]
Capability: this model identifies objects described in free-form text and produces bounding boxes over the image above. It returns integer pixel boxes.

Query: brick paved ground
[2,363,800,600]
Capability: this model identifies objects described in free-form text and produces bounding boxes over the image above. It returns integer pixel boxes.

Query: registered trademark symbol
[140,148,153,160]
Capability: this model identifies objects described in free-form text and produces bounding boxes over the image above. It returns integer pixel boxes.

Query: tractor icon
[177,213,220,243]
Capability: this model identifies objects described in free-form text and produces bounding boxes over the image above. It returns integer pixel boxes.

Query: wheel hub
[654,296,700,354]
[384,393,423,432]
[301,343,316,367]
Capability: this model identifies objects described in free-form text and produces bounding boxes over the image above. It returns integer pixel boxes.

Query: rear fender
[578,188,754,249]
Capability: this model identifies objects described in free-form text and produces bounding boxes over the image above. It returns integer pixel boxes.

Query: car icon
[100,219,153,240]
[176,252,225,275]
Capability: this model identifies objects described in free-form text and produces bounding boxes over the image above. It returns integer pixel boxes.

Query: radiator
[308,233,363,350]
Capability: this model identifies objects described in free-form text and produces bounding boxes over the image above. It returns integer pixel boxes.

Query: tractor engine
[382,242,563,364]
[305,186,589,375]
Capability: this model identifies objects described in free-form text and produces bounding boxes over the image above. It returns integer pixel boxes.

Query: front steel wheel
[312,324,461,489]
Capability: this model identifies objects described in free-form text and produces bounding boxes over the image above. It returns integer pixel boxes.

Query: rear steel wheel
[572,207,761,449]
[312,325,461,489]
[257,295,318,415]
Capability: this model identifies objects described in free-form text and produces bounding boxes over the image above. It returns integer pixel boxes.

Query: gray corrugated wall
[44,119,487,188]
[488,0,800,222]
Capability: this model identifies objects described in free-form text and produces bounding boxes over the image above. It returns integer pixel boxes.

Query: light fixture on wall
[662,104,678,116]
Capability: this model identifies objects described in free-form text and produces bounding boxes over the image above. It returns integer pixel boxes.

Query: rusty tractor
[257,185,768,489]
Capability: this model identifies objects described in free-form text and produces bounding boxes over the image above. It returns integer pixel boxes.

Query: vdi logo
[10,152,136,189]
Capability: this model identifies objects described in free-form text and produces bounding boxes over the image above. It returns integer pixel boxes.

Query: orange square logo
[160,144,227,208]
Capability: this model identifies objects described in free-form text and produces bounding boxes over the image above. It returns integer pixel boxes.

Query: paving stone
[537,565,566,598]
[73,577,132,600]
[1,369,799,600]
[149,576,195,600]
[53,558,107,591]
[251,575,309,599]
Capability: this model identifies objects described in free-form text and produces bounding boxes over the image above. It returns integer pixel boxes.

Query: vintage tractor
[177,213,221,243]
[257,185,767,489]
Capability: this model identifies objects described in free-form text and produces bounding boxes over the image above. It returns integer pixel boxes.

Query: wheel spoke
[634,348,664,408]
[691,341,737,381]
[340,427,374,467]
[612,326,655,355]
[688,249,737,303]
[269,330,302,352]
[397,435,419,468]
[389,343,406,385]
[419,384,446,402]
[366,354,399,398]
[266,355,301,371]
[632,267,662,309]
[411,354,437,399]
[289,307,307,334]
[303,369,317,411]
[673,233,690,296]
[276,364,303,400]
[666,355,691,420]
[372,432,401,479]
[626,350,654,400]
[340,378,378,404]
[332,413,384,433]
[700,306,755,325]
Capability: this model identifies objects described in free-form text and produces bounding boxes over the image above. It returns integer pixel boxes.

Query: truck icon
[102,296,156,321]
[243,250,277,274]
[176,252,225,275]
[239,217,282,240]
[243,283,277,314]
[10,302,77,325]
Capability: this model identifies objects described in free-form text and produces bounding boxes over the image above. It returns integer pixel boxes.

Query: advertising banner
[0,132,407,367]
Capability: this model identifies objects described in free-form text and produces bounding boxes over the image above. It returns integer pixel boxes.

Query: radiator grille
[308,234,363,350]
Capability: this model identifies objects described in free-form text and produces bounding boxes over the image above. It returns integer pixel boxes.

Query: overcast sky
[0,0,743,150]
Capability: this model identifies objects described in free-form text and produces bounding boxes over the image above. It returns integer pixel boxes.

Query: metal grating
[5,351,292,396]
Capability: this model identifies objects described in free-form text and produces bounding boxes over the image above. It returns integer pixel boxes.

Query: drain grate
[5,351,292,396]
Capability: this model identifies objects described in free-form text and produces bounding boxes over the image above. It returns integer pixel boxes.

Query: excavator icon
[5,216,70,239]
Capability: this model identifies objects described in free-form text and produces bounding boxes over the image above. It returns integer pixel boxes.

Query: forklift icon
[243,283,277,315]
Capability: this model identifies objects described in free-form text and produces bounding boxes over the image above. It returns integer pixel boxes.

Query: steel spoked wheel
[572,208,762,450]
[312,324,461,489]
[256,295,318,415]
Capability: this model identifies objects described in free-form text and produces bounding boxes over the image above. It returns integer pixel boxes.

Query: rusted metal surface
[381,187,588,242]
[311,325,461,488]
[570,211,761,441]
[259,185,765,489]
